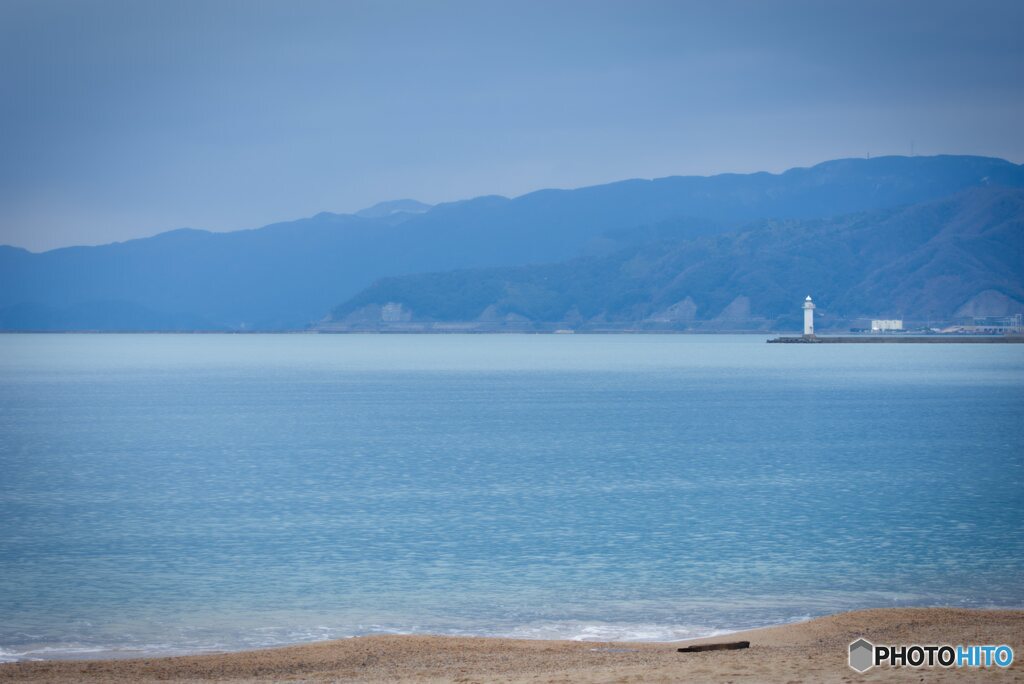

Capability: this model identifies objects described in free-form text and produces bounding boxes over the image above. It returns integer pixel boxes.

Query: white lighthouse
[802,295,816,337]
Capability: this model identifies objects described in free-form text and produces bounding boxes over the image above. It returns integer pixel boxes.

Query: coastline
[767,335,1024,343]
[2,608,1020,682]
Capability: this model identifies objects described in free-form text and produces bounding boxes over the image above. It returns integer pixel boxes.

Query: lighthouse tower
[802,295,816,337]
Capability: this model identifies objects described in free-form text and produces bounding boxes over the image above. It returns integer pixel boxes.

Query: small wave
[0,643,187,663]
[498,621,731,642]
[0,645,108,662]
[0,622,735,662]
[0,614,819,662]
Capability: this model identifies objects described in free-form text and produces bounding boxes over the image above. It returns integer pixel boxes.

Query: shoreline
[768,335,1024,343]
[5,325,1024,340]
[5,329,1024,338]
[2,608,1021,682]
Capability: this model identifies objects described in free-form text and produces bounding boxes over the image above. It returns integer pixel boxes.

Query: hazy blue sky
[2,0,1023,251]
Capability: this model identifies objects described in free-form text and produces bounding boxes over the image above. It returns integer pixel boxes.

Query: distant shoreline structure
[768,295,1024,342]
[767,335,1024,343]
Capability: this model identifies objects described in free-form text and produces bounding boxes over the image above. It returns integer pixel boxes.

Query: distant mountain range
[2,155,1022,331]
[328,186,1024,331]
[354,199,433,221]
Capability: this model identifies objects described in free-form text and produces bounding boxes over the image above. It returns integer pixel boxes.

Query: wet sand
[1,608,1021,682]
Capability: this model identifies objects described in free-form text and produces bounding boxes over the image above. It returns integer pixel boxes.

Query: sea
[0,333,1021,661]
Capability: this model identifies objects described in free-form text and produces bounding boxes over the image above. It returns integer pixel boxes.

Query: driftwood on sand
[677,640,751,653]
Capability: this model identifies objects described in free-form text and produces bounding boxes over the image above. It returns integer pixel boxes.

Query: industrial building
[871,319,903,332]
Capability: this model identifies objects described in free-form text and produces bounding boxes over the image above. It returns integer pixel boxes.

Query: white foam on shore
[0,645,125,662]
[0,642,228,663]
[0,623,726,662]
[491,622,731,642]
[0,614,817,662]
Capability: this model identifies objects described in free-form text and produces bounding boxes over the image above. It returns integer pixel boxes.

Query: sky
[2,0,1023,252]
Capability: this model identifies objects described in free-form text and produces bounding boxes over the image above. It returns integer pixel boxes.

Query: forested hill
[2,155,1022,331]
[327,186,1024,331]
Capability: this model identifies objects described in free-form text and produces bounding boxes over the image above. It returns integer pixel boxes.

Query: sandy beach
[1,608,1020,682]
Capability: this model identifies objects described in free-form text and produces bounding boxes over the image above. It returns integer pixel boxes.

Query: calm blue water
[0,334,1022,660]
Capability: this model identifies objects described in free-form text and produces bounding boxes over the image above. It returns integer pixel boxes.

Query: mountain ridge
[2,154,1022,331]
[7,154,1020,256]
[326,186,1024,331]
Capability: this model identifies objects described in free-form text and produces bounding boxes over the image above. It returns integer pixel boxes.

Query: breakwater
[768,335,1024,343]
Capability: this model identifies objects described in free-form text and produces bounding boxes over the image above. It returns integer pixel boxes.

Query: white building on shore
[871,319,903,332]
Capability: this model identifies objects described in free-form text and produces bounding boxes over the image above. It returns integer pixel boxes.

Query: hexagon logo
[849,638,875,672]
